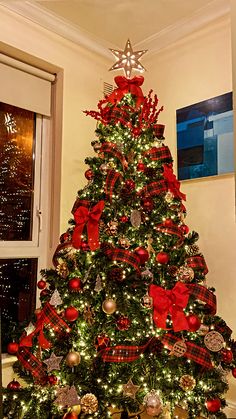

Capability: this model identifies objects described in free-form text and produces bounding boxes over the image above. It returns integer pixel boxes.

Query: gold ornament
[81,393,98,414]
[43,352,63,372]
[122,379,140,399]
[179,375,196,391]
[171,340,187,357]
[141,294,153,309]
[147,235,155,255]
[177,265,194,282]
[65,351,81,367]
[119,237,130,249]
[102,298,117,314]
[204,330,224,352]
[106,220,118,236]
[56,262,69,278]
[71,404,81,414]
[109,39,147,79]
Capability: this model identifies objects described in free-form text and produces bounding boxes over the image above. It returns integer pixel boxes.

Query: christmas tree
[4,40,236,419]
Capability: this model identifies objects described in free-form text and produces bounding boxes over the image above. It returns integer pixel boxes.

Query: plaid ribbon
[186,256,208,275]
[143,146,172,162]
[52,241,73,267]
[99,339,152,362]
[156,223,184,245]
[71,199,90,215]
[105,169,122,202]
[100,142,127,170]
[139,179,168,197]
[215,323,232,337]
[187,283,216,315]
[17,346,45,377]
[104,248,140,273]
[162,333,212,369]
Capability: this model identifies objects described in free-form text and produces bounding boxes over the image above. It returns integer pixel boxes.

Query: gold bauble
[179,374,196,391]
[81,393,98,414]
[71,404,81,414]
[102,298,117,314]
[65,351,81,367]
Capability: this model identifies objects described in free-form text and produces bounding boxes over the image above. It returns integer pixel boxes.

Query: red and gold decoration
[122,379,140,399]
[95,335,110,351]
[57,261,69,279]
[179,375,196,391]
[102,298,117,314]
[81,393,98,414]
[116,316,131,331]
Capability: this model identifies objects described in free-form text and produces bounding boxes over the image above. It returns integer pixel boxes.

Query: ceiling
[0,0,230,58]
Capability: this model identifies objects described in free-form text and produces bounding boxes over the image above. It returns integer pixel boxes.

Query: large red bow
[107,75,144,108]
[72,200,105,251]
[163,164,186,201]
[149,282,190,332]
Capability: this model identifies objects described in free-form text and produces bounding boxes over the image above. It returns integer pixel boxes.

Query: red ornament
[7,379,21,390]
[37,279,47,290]
[142,197,154,212]
[47,374,58,385]
[221,349,233,363]
[40,289,50,298]
[180,224,189,235]
[80,241,90,251]
[116,316,131,331]
[135,247,149,265]
[63,412,78,419]
[7,342,19,355]
[163,218,173,227]
[85,169,94,180]
[64,306,79,322]
[68,278,82,292]
[232,367,236,378]
[156,252,169,264]
[137,162,146,172]
[186,314,201,332]
[95,335,110,350]
[206,398,221,412]
[120,215,129,223]
[125,179,135,191]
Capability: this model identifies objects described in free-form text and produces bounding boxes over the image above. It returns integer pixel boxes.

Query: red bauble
[120,215,129,223]
[7,342,19,355]
[135,247,149,265]
[137,162,146,172]
[68,278,82,292]
[63,412,78,419]
[80,241,90,251]
[64,306,79,322]
[116,316,131,331]
[7,379,21,390]
[142,197,154,212]
[206,398,221,412]
[180,224,189,235]
[40,289,50,297]
[232,367,236,378]
[164,218,173,227]
[48,374,58,385]
[156,252,169,264]
[125,179,135,190]
[37,279,47,290]
[186,314,201,332]
[221,349,233,363]
[85,169,94,180]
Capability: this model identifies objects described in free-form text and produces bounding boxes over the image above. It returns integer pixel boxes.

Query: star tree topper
[109,39,147,79]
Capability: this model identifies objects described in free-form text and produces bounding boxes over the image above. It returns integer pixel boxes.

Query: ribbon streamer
[17,347,45,378]
[99,338,153,362]
[149,282,190,332]
[104,248,140,273]
[143,146,172,163]
[139,179,168,198]
[107,75,145,108]
[186,255,208,275]
[100,142,128,170]
[162,164,186,201]
[187,283,216,314]
[72,200,105,250]
[105,169,122,202]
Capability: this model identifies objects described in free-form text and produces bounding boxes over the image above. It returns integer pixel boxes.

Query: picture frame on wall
[176,92,234,181]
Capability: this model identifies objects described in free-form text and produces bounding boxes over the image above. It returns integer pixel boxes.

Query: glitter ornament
[81,393,98,414]
[130,209,142,227]
[179,375,196,391]
[165,191,174,203]
[68,278,82,292]
[102,298,117,314]
[177,265,194,282]
[141,294,153,309]
[37,279,47,290]
[186,314,201,332]
[64,306,79,322]
[50,289,63,306]
[122,379,140,399]
[43,352,63,372]
[85,168,94,180]
[221,348,233,363]
[206,398,221,412]
[142,197,154,212]
[135,246,149,265]
[116,315,131,331]
[144,390,162,417]
[204,331,224,352]
[156,251,169,264]
[7,379,21,391]
[7,342,19,355]
[119,237,131,249]
[65,351,81,367]
[57,262,69,279]
[172,340,187,357]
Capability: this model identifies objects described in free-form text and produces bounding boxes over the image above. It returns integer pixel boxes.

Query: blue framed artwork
[176,92,234,180]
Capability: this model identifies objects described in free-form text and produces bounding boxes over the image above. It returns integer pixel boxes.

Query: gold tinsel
[81,393,98,414]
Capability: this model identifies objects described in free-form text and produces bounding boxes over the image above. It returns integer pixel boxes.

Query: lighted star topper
[109,39,147,79]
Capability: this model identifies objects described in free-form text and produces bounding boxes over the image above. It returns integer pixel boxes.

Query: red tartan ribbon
[100,142,127,170]
[139,179,168,198]
[104,248,140,273]
[187,283,216,315]
[71,198,90,215]
[17,347,45,377]
[52,241,73,267]
[186,255,208,275]
[99,338,153,362]
[149,282,190,332]
[162,164,186,201]
[72,200,105,251]
[107,75,145,108]
[105,169,122,202]
[156,223,184,244]
[162,333,213,369]
[143,146,172,162]
[19,302,70,349]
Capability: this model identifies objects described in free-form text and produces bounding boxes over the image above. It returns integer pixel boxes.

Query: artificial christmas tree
[3,40,236,419]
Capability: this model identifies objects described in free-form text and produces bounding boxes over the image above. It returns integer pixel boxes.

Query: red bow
[108,75,144,108]
[72,200,105,251]
[163,164,186,201]
[149,282,190,332]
